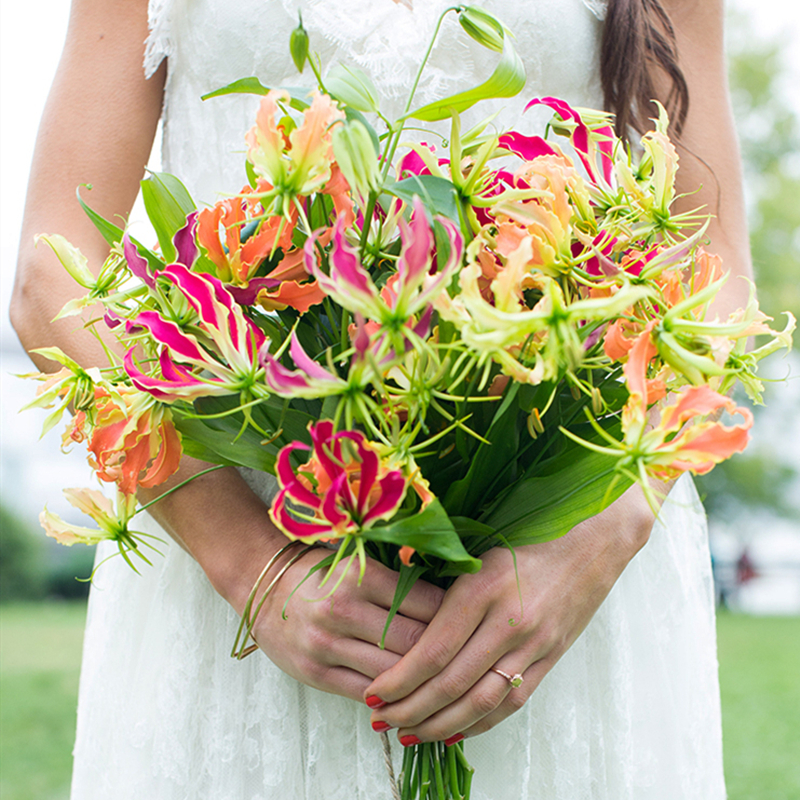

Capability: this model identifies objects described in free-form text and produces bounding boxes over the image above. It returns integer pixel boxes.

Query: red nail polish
[365,695,386,709]
[372,720,392,732]
[400,735,421,747]
[444,734,464,747]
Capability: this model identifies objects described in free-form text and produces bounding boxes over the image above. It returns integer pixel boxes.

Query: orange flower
[88,386,182,496]
[197,185,295,286]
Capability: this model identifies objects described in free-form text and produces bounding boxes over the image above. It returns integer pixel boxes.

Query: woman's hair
[600,0,689,137]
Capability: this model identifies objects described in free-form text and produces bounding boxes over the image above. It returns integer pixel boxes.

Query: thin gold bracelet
[231,541,321,660]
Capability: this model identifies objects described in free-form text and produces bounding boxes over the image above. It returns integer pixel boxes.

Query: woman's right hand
[251,546,445,702]
[143,463,444,703]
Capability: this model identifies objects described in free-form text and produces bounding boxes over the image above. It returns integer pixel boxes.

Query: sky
[1,0,798,534]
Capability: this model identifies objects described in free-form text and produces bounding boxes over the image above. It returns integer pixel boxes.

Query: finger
[313,591,427,657]
[364,582,488,705]
[371,620,515,730]
[459,658,552,740]
[311,664,374,703]
[328,637,402,680]
[392,668,512,743]
[352,606,427,657]
[361,562,444,623]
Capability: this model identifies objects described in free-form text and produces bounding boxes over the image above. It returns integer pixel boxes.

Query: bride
[12,0,750,797]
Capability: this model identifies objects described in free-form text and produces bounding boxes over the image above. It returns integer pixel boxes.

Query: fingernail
[444,733,464,747]
[366,695,386,709]
[372,720,392,733]
[400,735,421,747]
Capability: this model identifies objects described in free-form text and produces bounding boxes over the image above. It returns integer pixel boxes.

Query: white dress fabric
[71,1,726,798]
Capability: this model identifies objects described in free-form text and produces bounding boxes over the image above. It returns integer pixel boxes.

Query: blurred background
[1,1,798,798]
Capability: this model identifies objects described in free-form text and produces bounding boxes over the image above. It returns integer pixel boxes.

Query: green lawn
[1,603,798,799]
[0,603,86,800]
[717,613,800,800]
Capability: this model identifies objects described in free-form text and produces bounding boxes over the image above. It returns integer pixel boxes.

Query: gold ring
[491,667,524,688]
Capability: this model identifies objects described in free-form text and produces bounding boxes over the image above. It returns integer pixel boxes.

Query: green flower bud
[289,12,309,74]
[326,64,380,113]
[35,234,95,289]
[332,120,381,202]
[458,6,505,53]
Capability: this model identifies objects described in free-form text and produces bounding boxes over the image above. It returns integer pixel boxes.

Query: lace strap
[582,0,608,21]
[143,0,174,78]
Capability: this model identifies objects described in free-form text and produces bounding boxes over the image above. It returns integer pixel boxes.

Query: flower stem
[134,464,226,515]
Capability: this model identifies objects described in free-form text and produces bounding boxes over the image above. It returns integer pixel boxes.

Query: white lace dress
[70,1,727,797]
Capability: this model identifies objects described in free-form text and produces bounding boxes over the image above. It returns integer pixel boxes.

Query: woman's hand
[144,463,444,703]
[251,547,445,703]
[363,485,656,744]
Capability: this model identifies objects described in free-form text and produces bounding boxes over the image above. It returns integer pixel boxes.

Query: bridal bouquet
[23,7,794,799]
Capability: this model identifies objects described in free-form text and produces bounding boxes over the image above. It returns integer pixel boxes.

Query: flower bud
[35,234,95,289]
[289,12,309,74]
[325,64,380,113]
[332,119,381,201]
[458,6,505,53]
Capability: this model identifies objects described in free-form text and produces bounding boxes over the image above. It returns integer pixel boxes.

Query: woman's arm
[12,0,441,703]
[364,0,750,743]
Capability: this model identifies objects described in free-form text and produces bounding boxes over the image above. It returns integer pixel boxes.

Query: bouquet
[23,7,794,799]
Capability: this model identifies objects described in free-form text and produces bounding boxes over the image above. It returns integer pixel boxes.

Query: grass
[0,602,86,800]
[0,603,798,799]
[717,612,800,800]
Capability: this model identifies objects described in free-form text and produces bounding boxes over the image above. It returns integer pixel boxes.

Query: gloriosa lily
[40,488,160,570]
[87,384,182,497]
[270,421,410,581]
[197,183,295,286]
[124,264,267,401]
[565,323,753,507]
[20,347,101,437]
[305,198,463,342]
[246,89,346,215]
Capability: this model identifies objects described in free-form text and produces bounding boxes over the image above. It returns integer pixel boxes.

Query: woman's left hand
[364,484,658,744]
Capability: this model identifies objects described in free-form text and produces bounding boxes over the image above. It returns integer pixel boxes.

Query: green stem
[432,743,446,800]
[134,464,226,515]
[402,745,415,798]
[380,6,461,182]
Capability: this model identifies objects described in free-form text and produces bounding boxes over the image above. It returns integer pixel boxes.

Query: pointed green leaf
[483,449,633,545]
[367,500,481,573]
[201,79,311,112]
[443,384,521,518]
[76,187,163,273]
[140,172,196,263]
[385,175,460,222]
[405,33,525,122]
[379,563,428,648]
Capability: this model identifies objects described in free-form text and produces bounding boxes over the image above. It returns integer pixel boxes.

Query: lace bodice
[144,0,607,205]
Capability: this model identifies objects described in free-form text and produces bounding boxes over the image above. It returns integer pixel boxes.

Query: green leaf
[76,186,123,247]
[483,449,634,545]
[385,175,460,222]
[76,186,164,274]
[443,384,521,517]
[367,500,482,573]
[173,395,315,472]
[140,172,196,263]
[405,33,525,122]
[379,563,428,649]
[173,416,276,471]
[201,79,311,112]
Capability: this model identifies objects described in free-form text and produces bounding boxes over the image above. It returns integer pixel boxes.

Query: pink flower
[123,264,266,401]
[270,421,408,543]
